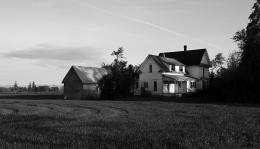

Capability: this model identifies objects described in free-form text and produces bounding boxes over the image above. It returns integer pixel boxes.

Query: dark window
[144,82,148,88]
[179,66,183,72]
[154,81,157,91]
[203,67,205,78]
[172,64,175,71]
[149,65,152,73]
[135,82,139,89]
[190,82,196,88]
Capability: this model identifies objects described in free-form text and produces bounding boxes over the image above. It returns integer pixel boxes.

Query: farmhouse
[62,66,108,100]
[135,46,211,96]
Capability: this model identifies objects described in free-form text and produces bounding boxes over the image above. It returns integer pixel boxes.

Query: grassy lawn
[0,99,259,149]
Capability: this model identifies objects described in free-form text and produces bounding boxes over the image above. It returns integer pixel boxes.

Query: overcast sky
[0,0,254,86]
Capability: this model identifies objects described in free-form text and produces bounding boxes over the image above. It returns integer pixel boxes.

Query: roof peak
[158,49,207,66]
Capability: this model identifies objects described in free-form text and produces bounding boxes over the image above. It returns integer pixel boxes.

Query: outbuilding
[62,66,108,100]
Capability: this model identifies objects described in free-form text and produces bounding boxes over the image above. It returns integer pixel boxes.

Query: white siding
[138,57,163,95]
[186,66,202,79]
[186,66,209,90]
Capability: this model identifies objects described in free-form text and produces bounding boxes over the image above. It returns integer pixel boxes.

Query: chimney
[184,45,187,51]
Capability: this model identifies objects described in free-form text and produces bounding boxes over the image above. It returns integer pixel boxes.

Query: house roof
[147,54,184,72]
[62,66,108,84]
[162,74,196,82]
[159,49,207,66]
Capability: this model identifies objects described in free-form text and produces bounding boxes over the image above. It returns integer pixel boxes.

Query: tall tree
[99,47,139,98]
[232,0,260,101]
[227,51,241,72]
[28,82,32,92]
[233,0,260,70]
[210,53,226,77]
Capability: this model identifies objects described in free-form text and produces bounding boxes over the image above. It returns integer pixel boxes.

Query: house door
[169,84,175,93]
[163,83,175,93]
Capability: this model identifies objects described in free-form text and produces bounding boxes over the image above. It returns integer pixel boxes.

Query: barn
[62,66,108,100]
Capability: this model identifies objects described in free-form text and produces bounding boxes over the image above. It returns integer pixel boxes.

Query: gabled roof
[147,55,184,72]
[62,66,108,84]
[159,49,207,66]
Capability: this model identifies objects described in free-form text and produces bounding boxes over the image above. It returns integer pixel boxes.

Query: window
[149,65,152,73]
[169,64,175,72]
[135,82,139,89]
[172,64,175,71]
[190,82,196,88]
[144,82,148,88]
[154,81,157,91]
[179,66,183,72]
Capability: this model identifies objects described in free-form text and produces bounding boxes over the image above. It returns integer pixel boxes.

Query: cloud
[5,44,103,61]
[4,44,106,68]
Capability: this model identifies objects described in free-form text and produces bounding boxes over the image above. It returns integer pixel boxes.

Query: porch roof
[162,74,196,82]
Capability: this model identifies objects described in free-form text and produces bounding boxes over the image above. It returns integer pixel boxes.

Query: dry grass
[0,99,259,149]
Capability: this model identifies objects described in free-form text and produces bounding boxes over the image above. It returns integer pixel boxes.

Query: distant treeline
[0,81,62,94]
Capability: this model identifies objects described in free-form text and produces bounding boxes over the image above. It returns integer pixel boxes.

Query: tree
[13,81,18,92]
[227,51,241,72]
[32,81,37,92]
[99,47,139,98]
[210,53,226,77]
[28,82,32,92]
[232,0,260,101]
[233,0,260,70]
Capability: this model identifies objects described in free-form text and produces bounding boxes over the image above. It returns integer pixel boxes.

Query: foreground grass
[0,99,259,149]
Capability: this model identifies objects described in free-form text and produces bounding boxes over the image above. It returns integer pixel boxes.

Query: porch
[162,74,196,94]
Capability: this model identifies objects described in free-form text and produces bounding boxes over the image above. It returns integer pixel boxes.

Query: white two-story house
[135,46,211,95]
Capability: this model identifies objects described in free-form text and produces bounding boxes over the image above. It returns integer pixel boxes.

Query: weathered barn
[62,66,108,100]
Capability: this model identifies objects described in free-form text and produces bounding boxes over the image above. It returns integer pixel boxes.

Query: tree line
[207,0,260,103]
[0,81,60,93]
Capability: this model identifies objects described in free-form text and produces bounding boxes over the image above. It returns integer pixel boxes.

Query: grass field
[0,99,259,149]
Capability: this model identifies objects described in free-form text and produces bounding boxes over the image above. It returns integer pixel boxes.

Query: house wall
[187,80,197,92]
[64,71,83,100]
[138,57,163,95]
[186,66,209,90]
[201,53,208,65]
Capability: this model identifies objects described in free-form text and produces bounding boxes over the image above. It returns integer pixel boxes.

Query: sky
[0,0,255,86]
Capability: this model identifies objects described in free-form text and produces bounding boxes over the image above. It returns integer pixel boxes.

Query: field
[0,99,259,149]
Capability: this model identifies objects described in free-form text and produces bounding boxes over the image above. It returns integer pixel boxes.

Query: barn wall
[64,71,83,100]
[82,84,100,99]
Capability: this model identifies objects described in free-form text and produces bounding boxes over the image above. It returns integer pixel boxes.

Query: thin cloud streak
[4,44,103,61]
[4,44,106,69]
[84,2,224,50]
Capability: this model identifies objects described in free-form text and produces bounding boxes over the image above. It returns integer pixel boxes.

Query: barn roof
[62,66,108,84]
[159,49,207,66]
